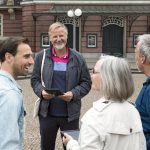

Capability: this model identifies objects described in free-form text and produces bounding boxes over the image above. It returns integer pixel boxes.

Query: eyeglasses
[92,68,100,74]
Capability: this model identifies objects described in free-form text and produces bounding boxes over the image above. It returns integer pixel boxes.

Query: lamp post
[67,8,82,49]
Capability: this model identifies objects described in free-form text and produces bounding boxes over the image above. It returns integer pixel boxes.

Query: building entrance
[102,16,124,57]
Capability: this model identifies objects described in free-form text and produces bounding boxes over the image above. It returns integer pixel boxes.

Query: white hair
[137,34,150,63]
[99,55,134,101]
[48,22,68,35]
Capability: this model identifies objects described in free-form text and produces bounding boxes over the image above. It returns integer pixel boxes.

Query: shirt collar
[0,70,22,92]
[52,47,68,59]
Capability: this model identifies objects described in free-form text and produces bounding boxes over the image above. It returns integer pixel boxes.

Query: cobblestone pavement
[18,73,145,150]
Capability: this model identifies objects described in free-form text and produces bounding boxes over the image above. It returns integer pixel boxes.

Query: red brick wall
[2,10,22,37]
[35,15,54,51]
[22,4,54,52]
[81,15,102,53]
[127,16,147,53]
[22,4,36,51]
[21,3,149,54]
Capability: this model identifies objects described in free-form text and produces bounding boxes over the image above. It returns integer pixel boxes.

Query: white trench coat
[66,98,146,150]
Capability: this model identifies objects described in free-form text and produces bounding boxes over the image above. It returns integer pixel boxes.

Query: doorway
[102,16,124,57]
[65,24,79,51]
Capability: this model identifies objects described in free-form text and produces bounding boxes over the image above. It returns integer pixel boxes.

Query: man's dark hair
[0,37,29,62]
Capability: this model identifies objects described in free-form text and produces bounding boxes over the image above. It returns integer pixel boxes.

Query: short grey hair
[137,34,150,63]
[48,22,68,36]
[99,56,134,101]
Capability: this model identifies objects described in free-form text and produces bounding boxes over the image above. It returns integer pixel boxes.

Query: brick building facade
[1,0,150,65]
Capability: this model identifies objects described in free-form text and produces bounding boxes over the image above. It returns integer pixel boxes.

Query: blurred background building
[0,0,150,67]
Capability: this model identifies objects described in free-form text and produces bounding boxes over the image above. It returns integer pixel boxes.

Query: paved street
[18,73,145,150]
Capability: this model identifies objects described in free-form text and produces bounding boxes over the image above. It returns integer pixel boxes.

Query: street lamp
[67,8,82,49]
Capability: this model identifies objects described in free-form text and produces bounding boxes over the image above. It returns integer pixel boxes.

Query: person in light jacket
[63,55,146,150]
[0,37,34,150]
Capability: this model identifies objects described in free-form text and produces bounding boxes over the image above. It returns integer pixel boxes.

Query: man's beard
[55,43,65,50]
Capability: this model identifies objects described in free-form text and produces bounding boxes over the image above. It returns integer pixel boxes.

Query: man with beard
[31,22,92,150]
[0,37,34,150]
[135,34,150,150]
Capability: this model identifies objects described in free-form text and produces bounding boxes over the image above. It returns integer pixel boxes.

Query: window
[87,34,97,48]
[41,33,50,48]
[133,34,142,48]
[0,0,5,5]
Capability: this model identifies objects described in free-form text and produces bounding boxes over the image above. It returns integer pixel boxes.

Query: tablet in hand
[61,130,79,141]
[44,88,63,96]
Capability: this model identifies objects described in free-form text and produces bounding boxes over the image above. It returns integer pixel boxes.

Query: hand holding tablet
[44,88,64,96]
[61,130,79,141]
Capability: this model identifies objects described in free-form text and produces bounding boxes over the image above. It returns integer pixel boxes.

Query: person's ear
[140,54,146,64]
[5,52,14,63]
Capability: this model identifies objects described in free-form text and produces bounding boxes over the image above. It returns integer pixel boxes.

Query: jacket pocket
[39,100,50,117]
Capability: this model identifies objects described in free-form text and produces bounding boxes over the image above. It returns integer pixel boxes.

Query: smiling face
[49,26,68,51]
[11,43,34,78]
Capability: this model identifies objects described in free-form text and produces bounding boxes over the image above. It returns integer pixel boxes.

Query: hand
[42,90,55,100]
[62,133,73,145]
[59,91,73,102]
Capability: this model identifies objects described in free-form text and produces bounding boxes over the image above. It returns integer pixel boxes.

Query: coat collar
[0,70,22,92]
[92,97,142,135]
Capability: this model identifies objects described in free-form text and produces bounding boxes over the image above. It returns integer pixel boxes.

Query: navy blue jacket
[136,76,150,150]
[31,48,92,121]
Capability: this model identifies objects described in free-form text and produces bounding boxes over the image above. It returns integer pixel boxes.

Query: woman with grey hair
[63,55,146,150]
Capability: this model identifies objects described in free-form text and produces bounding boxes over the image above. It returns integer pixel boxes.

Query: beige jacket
[67,98,146,150]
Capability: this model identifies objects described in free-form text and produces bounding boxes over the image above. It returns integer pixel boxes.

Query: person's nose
[56,36,61,41]
[29,56,34,65]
